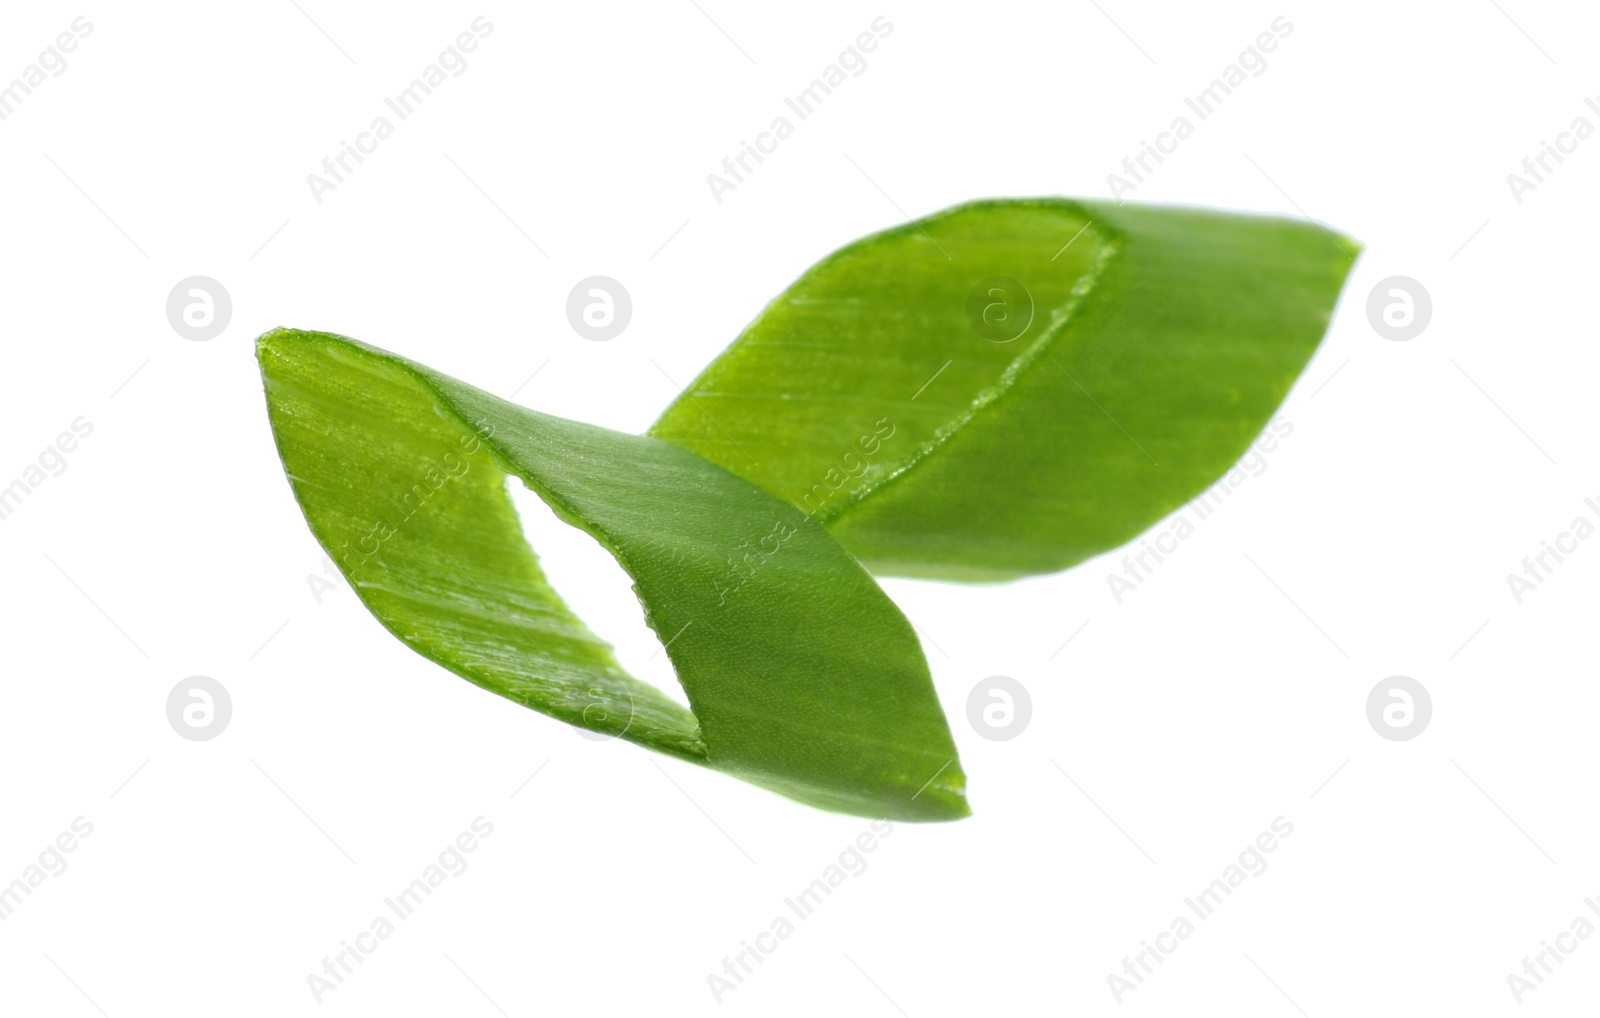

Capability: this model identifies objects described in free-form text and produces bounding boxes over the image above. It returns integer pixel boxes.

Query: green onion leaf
[650,199,1359,581]
[256,330,966,820]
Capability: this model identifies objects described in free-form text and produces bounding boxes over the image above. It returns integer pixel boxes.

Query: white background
[1,1,1595,1014]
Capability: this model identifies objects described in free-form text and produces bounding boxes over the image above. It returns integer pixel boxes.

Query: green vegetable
[256,330,966,821]
[651,199,1358,581]
[255,199,1358,819]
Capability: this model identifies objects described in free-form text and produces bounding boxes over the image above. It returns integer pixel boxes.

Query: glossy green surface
[651,199,1359,580]
[257,330,966,820]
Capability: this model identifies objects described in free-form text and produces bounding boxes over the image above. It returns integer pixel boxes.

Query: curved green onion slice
[651,199,1359,581]
[256,330,967,821]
